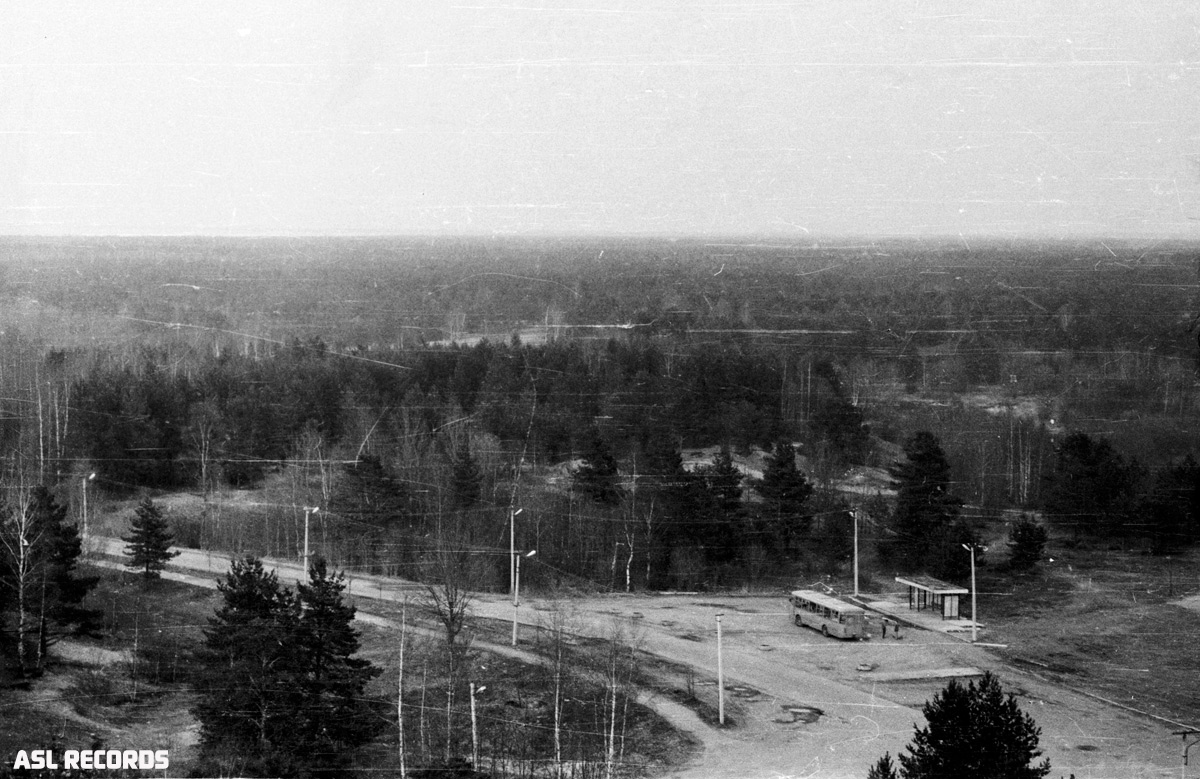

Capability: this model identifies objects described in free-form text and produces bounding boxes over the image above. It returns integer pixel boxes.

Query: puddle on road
[729,685,762,701]
[693,602,761,613]
[775,704,824,725]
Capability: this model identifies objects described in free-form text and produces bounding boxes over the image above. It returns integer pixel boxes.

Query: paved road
[90,538,1181,778]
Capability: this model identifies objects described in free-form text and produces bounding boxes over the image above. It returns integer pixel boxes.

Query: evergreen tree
[752,440,814,553]
[1042,431,1139,538]
[328,455,409,527]
[293,557,383,775]
[0,487,99,673]
[122,497,179,579]
[573,429,623,505]
[30,487,100,634]
[449,446,482,511]
[636,433,697,587]
[1145,454,1200,554]
[1007,514,1049,570]
[867,752,900,779]
[194,556,382,777]
[887,432,964,574]
[692,448,745,565]
[809,361,870,466]
[194,557,303,776]
[895,672,1051,779]
[43,508,100,634]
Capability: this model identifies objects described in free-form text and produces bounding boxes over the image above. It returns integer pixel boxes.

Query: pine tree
[693,448,745,564]
[30,487,100,634]
[193,557,303,776]
[0,487,99,673]
[1007,514,1048,570]
[887,432,964,574]
[809,361,870,466]
[752,440,814,554]
[1145,454,1200,554]
[1042,431,1139,538]
[636,434,697,587]
[449,446,482,511]
[293,557,383,773]
[573,429,623,505]
[328,455,409,527]
[194,556,382,777]
[123,497,179,579]
[895,672,1051,779]
[867,752,900,779]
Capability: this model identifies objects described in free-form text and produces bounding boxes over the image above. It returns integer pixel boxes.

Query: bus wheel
[822,625,829,638]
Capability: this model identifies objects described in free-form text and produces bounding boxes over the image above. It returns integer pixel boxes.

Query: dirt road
[91,538,1182,778]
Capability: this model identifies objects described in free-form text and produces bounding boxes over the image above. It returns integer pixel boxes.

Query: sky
[2,1,1199,239]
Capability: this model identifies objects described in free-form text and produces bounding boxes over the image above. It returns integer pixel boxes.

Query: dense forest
[1,236,1200,607]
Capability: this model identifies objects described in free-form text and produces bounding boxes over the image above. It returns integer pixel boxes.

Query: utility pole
[398,598,407,779]
[1174,729,1200,779]
[962,543,987,643]
[716,613,725,726]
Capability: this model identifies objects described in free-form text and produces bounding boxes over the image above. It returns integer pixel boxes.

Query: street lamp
[303,506,320,571]
[81,472,96,542]
[962,543,987,643]
[512,549,536,646]
[715,613,725,726]
[508,506,523,592]
[470,683,487,767]
[852,508,860,598]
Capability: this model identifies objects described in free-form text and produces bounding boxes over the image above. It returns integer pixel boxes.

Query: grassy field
[977,538,1200,728]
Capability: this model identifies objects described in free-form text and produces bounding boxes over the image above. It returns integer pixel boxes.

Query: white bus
[789,590,867,640]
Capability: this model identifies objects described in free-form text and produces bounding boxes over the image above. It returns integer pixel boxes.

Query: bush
[1008,515,1049,571]
[65,670,134,717]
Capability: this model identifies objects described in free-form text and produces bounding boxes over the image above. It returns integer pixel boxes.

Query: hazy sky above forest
[2,2,1199,239]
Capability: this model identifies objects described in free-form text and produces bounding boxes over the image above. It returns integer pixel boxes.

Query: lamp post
[470,683,486,767]
[509,507,523,595]
[512,549,536,646]
[303,506,319,571]
[852,508,860,598]
[962,543,987,643]
[81,473,96,543]
[716,613,725,726]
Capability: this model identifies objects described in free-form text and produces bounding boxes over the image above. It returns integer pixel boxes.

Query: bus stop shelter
[895,575,969,619]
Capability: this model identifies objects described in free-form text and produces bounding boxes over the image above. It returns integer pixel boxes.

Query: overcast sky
[2,2,1198,239]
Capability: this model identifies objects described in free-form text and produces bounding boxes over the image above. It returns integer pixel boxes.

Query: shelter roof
[895,575,968,595]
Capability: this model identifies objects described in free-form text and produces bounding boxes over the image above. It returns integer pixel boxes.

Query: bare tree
[539,600,580,779]
[419,544,479,652]
[0,484,42,674]
[187,399,223,499]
